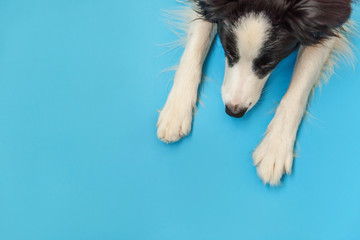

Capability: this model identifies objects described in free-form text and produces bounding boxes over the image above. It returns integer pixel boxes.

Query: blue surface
[0,1,359,239]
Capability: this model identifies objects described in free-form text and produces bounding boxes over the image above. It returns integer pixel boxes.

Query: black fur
[194,0,352,78]
[194,0,352,45]
[217,21,240,67]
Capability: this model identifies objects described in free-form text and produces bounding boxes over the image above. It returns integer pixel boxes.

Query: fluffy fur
[157,0,355,185]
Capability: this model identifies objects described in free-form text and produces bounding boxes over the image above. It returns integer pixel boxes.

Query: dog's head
[195,0,352,118]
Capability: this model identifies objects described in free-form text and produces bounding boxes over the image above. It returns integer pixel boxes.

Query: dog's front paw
[253,126,295,186]
[157,96,193,143]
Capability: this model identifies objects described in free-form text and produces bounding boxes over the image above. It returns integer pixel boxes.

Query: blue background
[0,1,359,239]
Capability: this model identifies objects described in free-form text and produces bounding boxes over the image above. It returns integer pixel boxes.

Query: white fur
[253,39,336,185]
[319,21,357,86]
[222,13,272,110]
[157,7,217,143]
[158,4,354,186]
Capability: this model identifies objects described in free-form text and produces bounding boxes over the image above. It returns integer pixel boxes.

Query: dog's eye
[262,61,276,69]
[226,51,232,59]
[225,50,233,59]
[262,63,272,69]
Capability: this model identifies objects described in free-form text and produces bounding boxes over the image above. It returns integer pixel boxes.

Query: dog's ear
[282,0,352,45]
[194,0,239,22]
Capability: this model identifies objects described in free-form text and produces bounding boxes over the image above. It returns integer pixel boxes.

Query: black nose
[225,104,248,118]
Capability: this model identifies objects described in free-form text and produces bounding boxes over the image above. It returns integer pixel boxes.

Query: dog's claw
[157,95,193,143]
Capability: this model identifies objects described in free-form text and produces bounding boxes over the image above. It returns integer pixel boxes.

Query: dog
[157,0,354,185]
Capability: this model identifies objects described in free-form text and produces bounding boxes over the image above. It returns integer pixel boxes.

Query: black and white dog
[157,0,354,185]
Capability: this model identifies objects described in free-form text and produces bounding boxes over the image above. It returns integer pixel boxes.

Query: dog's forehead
[233,13,271,59]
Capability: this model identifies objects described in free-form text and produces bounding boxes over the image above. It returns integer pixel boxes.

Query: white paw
[157,95,194,143]
[253,119,296,186]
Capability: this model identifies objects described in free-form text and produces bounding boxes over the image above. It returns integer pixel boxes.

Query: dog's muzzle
[225,104,248,118]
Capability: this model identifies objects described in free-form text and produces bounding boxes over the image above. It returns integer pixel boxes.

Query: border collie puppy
[157,0,354,185]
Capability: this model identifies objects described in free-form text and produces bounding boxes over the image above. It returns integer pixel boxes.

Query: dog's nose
[225,104,248,118]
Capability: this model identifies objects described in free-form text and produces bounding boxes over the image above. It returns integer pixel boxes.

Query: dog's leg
[157,9,216,143]
[253,39,336,185]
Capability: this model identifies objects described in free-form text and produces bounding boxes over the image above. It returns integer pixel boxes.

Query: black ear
[283,0,352,45]
[194,0,239,22]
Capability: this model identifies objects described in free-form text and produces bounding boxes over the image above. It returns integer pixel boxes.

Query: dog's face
[218,13,299,117]
[196,0,352,117]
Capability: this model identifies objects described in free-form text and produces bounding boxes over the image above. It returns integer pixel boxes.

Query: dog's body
[157,0,354,185]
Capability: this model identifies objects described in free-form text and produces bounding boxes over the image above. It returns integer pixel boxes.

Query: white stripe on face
[235,13,271,60]
[222,13,272,112]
